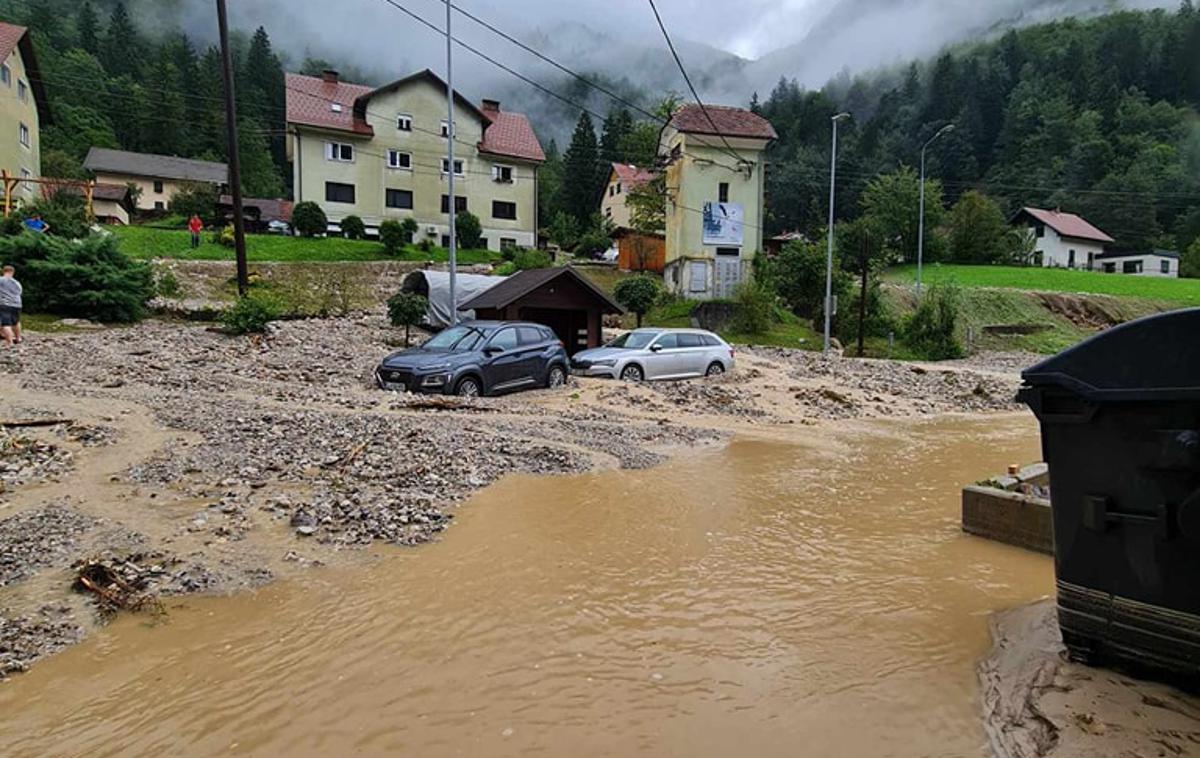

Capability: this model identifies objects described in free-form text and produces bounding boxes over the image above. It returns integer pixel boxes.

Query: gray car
[570,328,735,382]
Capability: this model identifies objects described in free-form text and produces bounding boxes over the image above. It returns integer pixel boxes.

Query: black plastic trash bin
[1018,308,1200,677]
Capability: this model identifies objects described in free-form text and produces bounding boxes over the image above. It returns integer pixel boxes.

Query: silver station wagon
[570,328,735,382]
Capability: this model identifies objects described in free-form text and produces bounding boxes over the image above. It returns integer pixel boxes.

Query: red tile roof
[0,22,25,63]
[220,195,294,223]
[669,104,777,140]
[285,73,374,136]
[1019,207,1114,244]
[478,110,544,163]
[611,162,655,187]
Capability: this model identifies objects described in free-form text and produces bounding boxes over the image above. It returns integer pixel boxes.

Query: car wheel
[705,361,726,377]
[620,364,644,382]
[455,376,482,397]
[546,364,567,389]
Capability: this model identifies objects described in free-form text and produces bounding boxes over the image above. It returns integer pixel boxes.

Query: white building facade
[1014,207,1113,270]
[1095,250,1179,278]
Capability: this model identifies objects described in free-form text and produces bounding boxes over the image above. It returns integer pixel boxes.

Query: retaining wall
[962,464,1053,555]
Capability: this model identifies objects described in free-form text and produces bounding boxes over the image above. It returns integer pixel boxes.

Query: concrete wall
[662,129,768,299]
[961,463,1052,555]
[291,77,538,251]
[0,42,40,202]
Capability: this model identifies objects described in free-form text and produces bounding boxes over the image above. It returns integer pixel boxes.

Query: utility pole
[824,113,850,355]
[216,0,248,297]
[917,123,954,297]
[445,0,458,324]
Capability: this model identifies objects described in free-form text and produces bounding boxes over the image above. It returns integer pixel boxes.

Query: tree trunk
[405,323,410,345]
[636,312,643,328]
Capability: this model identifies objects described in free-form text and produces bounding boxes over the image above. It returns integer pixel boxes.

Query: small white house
[1012,207,1113,270]
[1094,249,1179,278]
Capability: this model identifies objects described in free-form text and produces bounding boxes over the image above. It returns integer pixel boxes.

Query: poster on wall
[702,202,744,246]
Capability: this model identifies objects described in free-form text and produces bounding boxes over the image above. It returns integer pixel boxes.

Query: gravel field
[0,312,1031,676]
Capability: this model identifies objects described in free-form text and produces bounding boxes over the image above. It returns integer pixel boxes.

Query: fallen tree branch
[1,418,75,429]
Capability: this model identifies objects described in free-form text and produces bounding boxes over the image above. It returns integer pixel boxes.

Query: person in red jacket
[188,214,203,249]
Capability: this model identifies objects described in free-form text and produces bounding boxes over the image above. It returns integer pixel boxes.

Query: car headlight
[421,373,450,386]
[590,359,616,367]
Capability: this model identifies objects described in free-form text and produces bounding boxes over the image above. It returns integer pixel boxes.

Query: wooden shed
[461,267,624,355]
[614,229,666,273]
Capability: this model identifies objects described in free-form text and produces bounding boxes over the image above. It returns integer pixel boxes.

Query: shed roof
[1016,207,1114,244]
[462,267,624,313]
[84,148,228,184]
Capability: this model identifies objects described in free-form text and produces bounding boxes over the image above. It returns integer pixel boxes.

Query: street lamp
[917,123,954,296]
[824,112,851,355]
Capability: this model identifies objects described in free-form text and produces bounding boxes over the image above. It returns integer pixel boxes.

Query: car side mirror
[650,344,663,352]
[483,345,503,357]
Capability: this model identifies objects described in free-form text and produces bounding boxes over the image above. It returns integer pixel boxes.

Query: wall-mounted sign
[702,202,744,246]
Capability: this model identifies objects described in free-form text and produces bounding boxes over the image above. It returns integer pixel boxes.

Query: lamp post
[917,123,954,296]
[445,0,458,324]
[824,112,851,355]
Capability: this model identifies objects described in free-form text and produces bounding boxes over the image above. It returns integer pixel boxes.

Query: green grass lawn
[884,264,1200,306]
[109,225,501,265]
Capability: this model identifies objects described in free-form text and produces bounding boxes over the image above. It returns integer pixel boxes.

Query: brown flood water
[0,416,1052,758]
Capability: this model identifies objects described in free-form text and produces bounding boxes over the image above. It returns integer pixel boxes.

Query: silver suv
[570,328,735,382]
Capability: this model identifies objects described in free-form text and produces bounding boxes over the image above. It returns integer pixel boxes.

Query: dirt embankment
[0,314,1032,677]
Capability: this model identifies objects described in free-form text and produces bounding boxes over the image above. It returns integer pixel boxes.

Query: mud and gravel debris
[0,605,84,679]
[0,428,75,497]
[0,504,97,587]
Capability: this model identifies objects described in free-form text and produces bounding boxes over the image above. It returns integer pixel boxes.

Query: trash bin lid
[1021,308,1200,401]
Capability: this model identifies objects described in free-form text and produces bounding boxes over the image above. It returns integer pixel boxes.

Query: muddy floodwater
[0,415,1051,757]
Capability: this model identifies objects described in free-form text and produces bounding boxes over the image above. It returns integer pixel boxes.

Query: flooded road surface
[0,416,1051,757]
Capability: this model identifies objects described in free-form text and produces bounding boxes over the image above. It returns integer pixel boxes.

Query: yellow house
[0,23,50,203]
[600,162,655,229]
[285,69,544,250]
[83,148,228,212]
[660,104,776,299]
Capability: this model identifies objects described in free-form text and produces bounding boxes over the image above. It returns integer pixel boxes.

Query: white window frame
[440,119,456,138]
[326,142,354,162]
[492,164,514,183]
[397,113,412,132]
[330,103,343,113]
[441,157,464,177]
[18,122,29,148]
[387,149,412,170]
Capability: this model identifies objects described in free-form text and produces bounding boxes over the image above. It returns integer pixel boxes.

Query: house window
[325,181,356,204]
[326,142,354,162]
[440,195,468,214]
[17,122,29,148]
[1087,252,1095,270]
[492,164,513,183]
[500,238,518,250]
[718,182,730,203]
[440,120,454,138]
[387,150,411,169]
[1123,260,1141,274]
[386,189,413,209]
[492,200,517,220]
[616,182,622,195]
[154,201,165,211]
[608,185,615,197]
[153,180,164,194]
[1068,249,1075,268]
[397,114,412,131]
[441,158,464,176]
[716,247,740,257]
[17,80,26,102]
[0,65,10,86]
[1161,260,1171,274]
[1034,224,1045,238]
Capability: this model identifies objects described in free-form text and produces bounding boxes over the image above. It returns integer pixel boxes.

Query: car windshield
[421,326,485,352]
[607,331,659,350]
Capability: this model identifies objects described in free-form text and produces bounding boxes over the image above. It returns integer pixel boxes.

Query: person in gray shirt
[0,265,22,346]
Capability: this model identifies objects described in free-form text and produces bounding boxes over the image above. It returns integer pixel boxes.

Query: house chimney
[321,69,339,84]
[481,98,501,113]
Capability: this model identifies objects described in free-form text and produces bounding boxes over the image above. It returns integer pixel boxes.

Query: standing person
[188,214,203,249]
[23,213,49,234]
[0,265,22,346]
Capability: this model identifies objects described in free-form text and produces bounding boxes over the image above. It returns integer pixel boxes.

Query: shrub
[0,232,153,322]
[732,281,774,335]
[1181,237,1200,279]
[292,201,327,237]
[169,182,218,225]
[386,291,427,343]
[614,274,661,327]
[548,211,579,251]
[774,239,851,325]
[905,282,964,360]
[399,218,419,245]
[379,219,405,255]
[513,248,552,270]
[456,210,483,249]
[213,224,236,248]
[493,261,517,276]
[416,238,435,254]
[24,189,90,239]
[0,215,24,236]
[221,295,280,334]
[341,215,366,240]
[156,270,182,298]
[575,231,611,258]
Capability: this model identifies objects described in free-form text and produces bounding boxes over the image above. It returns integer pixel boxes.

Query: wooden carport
[461,267,624,355]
